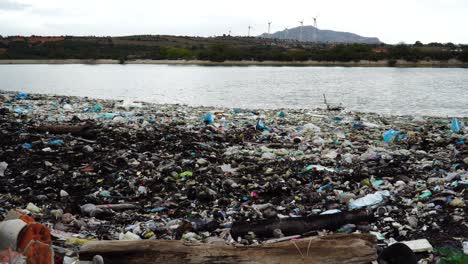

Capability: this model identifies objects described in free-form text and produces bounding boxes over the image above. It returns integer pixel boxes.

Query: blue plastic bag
[99,113,116,119]
[317,183,333,193]
[147,207,166,213]
[353,122,364,130]
[93,105,103,112]
[48,139,64,145]
[256,119,267,131]
[22,143,32,149]
[349,190,390,209]
[451,118,462,133]
[14,109,25,115]
[383,129,400,143]
[202,113,214,124]
[15,93,29,100]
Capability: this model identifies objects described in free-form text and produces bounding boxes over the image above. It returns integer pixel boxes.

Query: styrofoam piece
[401,239,433,253]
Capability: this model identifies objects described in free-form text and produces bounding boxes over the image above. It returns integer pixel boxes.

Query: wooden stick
[95,204,139,210]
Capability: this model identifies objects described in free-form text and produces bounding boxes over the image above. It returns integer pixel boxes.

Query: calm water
[0,64,467,116]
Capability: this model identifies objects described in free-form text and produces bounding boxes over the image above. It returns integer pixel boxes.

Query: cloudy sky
[0,0,467,44]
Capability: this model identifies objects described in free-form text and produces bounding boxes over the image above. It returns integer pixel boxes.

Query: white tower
[299,20,304,41]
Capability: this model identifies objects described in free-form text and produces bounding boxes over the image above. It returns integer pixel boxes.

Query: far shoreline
[1,59,468,67]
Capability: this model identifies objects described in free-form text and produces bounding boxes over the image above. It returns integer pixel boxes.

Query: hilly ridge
[260,26,381,44]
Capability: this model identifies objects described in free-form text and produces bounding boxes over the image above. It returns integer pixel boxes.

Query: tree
[459,48,468,62]
[445,42,456,49]
[414,41,423,47]
[428,42,443,47]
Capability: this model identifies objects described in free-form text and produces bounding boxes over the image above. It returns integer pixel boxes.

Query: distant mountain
[259,26,381,44]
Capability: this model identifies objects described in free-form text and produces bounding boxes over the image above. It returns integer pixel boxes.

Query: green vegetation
[0,36,467,63]
[1,40,150,60]
[459,47,468,62]
[435,247,468,264]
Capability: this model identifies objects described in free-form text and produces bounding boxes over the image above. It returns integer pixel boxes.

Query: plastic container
[0,211,53,264]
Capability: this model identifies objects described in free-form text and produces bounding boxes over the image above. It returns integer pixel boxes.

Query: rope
[306,238,313,257]
[291,238,315,258]
[290,239,304,258]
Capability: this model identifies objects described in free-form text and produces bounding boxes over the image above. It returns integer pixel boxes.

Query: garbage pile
[0,91,466,263]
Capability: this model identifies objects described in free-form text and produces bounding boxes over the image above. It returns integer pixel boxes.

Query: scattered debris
[0,91,466,263]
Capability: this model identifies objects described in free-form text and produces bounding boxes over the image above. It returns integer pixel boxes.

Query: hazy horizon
[1,0,468,44]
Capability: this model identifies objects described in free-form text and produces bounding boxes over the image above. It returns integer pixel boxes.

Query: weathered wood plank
[79,234,377,264]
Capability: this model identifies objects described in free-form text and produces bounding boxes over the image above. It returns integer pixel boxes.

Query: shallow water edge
[1,59,468,68]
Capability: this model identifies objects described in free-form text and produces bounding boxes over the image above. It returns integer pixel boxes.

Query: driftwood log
[79,233,377,264]
[35,124,96,138]
[231,209,373,238]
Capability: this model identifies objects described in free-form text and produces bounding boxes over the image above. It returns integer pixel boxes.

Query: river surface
[0,64,467,116]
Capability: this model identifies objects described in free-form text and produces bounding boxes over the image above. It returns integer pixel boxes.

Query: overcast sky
[0,0,467,44]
